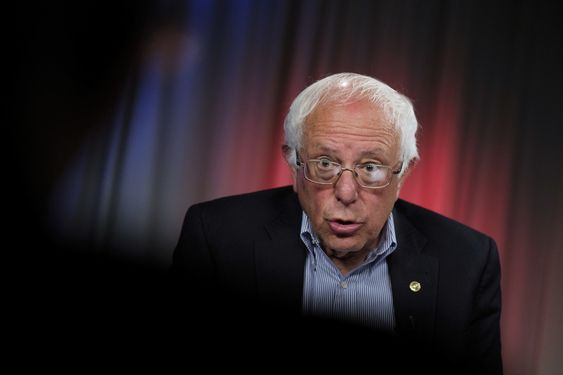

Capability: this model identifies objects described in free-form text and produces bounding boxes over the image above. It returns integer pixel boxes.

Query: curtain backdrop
[16,1,562,374]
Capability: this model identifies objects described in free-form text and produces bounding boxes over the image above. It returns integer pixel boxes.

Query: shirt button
[340,281,348,289]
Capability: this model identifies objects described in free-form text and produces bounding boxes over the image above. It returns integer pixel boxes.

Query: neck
[325,247,371,276]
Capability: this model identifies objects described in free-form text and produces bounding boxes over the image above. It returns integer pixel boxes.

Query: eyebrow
[312,145,389,158]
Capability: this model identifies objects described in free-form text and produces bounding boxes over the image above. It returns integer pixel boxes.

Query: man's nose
[334,168,358,205]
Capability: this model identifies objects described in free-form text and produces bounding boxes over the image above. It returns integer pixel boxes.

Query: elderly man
[171,73,502,373]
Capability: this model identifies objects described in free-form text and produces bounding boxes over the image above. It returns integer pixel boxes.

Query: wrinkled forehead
[303,98,397,139]
[306,95,394,128]
[301,99,400,161]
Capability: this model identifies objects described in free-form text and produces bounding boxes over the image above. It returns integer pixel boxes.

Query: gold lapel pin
[409,281,422,292]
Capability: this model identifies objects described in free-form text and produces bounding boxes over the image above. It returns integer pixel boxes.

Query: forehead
[303,99,398,156]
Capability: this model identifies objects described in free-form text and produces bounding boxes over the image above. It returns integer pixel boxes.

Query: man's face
[291,98,407,255]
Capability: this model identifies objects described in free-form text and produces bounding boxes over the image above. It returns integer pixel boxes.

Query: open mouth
[328,219,363,235]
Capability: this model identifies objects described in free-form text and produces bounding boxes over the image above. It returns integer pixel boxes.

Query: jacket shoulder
[193,185,295,213]
[394,199,495,248]
[186,186,298,231]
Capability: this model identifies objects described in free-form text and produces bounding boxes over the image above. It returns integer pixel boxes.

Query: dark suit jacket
[171,186,502,373]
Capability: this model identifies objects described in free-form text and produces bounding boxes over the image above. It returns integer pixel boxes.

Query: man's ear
[396,158,418,197]
[282,144,298,192]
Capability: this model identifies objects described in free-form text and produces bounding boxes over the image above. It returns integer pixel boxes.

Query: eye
[358,162,387,182]
[362,162,382,173]
[317,158,336,170]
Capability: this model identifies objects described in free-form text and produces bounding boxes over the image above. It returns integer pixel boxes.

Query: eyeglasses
[296,155,402,189]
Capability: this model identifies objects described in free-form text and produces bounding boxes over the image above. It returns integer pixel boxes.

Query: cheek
[291,169,298,192]
[378,189,400,218]
[390,183,401,201]
[362,189,398,222]
[298,183,330,219]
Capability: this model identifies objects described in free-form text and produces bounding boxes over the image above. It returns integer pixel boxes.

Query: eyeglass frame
[295,152,403,189]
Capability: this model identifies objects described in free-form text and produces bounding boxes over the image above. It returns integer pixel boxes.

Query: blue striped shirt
[301,212,397,331]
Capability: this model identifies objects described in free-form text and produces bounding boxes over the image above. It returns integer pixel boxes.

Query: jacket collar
[253,190,306,313]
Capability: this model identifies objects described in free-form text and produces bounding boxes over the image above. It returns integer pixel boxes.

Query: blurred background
[13,0,562,373]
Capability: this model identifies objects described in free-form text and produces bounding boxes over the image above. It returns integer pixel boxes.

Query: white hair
[283,72,419,175]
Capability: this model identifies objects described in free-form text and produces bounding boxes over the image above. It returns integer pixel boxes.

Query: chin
[324,237,363,253]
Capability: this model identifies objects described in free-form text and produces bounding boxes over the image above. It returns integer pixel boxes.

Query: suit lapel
[388,206,438,343]
[253,192,307,313]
